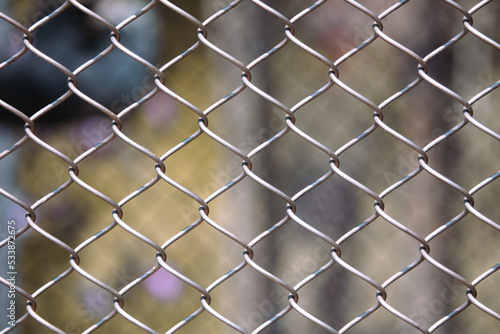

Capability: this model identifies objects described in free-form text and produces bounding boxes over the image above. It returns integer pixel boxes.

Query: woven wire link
[0,0,498,333]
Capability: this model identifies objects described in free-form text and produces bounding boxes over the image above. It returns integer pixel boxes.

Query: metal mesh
[0,0,498,333]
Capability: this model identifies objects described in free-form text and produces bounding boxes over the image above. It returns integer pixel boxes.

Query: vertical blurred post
[450,2,498,332]
[382,2,458,332]
[200,2,281,332]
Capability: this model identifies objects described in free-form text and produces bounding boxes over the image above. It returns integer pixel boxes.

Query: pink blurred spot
[7,204,28,230]
[143,93,178,128]
[144,269,184,302]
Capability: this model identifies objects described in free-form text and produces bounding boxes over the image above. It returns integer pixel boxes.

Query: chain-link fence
[0,0,499,333]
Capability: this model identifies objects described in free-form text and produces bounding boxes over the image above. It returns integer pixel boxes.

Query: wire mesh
[0,0,499,333]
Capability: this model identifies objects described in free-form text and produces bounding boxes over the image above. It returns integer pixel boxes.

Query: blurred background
[0,0,499,333]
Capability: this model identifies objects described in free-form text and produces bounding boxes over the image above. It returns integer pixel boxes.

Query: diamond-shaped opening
[419,123,500,191]
[246,126,329,195]
[158,131,219,192]
[0,18,27,62]
[471,267,500,319]
[75,50,156,108]
[448,35,499,98]
[470,176,500,224]
[121,265,229,333]
[427,292,499,333]
[32,6,111,68]
[248,41,331,107]
[443,125,499,189]
[0,53,73,119]
[252,223,330,283]
[0,149,33,206]
[221,264,299,332]
[336,38,423,104]
[91,0,156,27]
[381,0,468,56]
[20,184,108,246]
[338,215,422,284]
[377,170,466,236]
[293,91,374,150]
[162,46,235,110]
[76,223,159,283]
[18,231,77,299]
[379,87,461,145]
[12,140,84,200]
[20,272,115,333]
[290,262,353,330]
[128,267,200,332]
[429,214,500,280]
[72,137,159,200]
[306,0,388,60]
[384,261,468,327]
[203,264,281,333]
[203,0,292,64]
[465,1,500,41]
[291,175,358,238]
[156,3,201,61]
[467,89,500,135]
[335,127,422,193]
[114,180,202,244]
[163,220,236,287]
[205,91,284,156]
[207,176,276,243]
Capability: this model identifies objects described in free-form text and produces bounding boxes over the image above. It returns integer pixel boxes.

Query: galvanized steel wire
[0,0,499,333]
